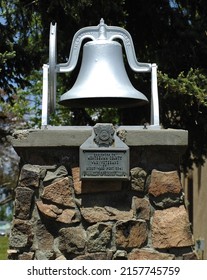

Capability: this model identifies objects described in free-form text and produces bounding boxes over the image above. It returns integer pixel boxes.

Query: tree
[0,0,207,183]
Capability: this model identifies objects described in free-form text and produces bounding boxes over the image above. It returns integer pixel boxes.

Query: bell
[59,40,148,108]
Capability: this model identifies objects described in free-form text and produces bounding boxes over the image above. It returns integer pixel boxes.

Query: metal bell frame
[41,19,160,128]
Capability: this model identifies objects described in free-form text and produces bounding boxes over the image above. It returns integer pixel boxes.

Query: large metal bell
[59,40,148,108]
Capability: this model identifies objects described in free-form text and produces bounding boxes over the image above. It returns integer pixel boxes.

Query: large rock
[41,177,76,207]
[152,205,194,248]
[34,221,54,251]
[148,170,184,208]
[130,167,147,192]
[131,197,151,220]
[128,249,175,260]
[56,209,81,224]
[43,165,68,183]
[10,219,33,249]
[115,220,148,249]
[18,252,35,260]
[36,200,62,219]
[81,206,133,223]
[36,200,80,224]
[15,187,34,219]
[148,169,182,197]
[59,227,86,254]
[87,223,113,252]
[74,252,112,260]
[19,164,43,188]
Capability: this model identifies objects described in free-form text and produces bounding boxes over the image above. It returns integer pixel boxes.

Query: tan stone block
[72,167,82,194]
[87,223,113,252]
[10,219,33,248]
[41,177,76,207]
[131,197,151,220]
[149,169,182,197]
[74,252,112,260]
[36,200,62,219]
[81,206,133,223]
[19,164,42,188]
[59,227,86,254]
[130,167,147,192]
[128,249,175,260]
[55,255,67,260]
[182,252,198,260]
[18,252,34,260]
[115,220,148,249]
[35,221,54,251]
[15,187,34,219]
[56,209,80,224]
[152,205,194,248]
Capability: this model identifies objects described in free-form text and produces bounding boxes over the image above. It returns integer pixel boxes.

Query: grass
[0,236,8,260]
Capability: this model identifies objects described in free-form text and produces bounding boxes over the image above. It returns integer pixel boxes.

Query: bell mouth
[59,96,148,108]
[59,37,149,109]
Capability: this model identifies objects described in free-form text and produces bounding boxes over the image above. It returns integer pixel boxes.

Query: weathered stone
[74,252,112,260]
[148,170,184,208]
[148,169,182,197]
[18,252,34,260]
[115,220,148,249]
[34,221,54,251]
[128,249,175,260]
[56,208,81,224]
[130,167,147,192]
[36,200,62,219]
[19,164,42,188]
[15,187,34,219]
[41,177,76,207]
[87,223,113,252]
[35,250,55,260]
[72,167,82,194]
[44,165,68,183]
[113,250,128,260]
[182,252,198,260]
[56,254,67,260]
[9,219,33,248]
[59,227,86,254]
[131,197,151,220]
[7,249,19,260]
[81,206,133,223]
[152,205,194,249]
[36,200,80,224]
[72,167,122,194]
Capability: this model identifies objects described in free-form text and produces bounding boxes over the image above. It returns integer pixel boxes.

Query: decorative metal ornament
[94,124,115,147]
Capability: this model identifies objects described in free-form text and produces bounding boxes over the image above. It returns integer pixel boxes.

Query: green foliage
[0,237,8,260]
[158,69,207,169]
[0,205,12,221]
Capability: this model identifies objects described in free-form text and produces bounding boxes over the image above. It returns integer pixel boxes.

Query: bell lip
[59,96,148,108]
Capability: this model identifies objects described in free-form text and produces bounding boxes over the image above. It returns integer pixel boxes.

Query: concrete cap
[10,126,188,148]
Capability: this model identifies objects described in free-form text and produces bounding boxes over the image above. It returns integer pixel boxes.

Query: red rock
[115,220,148,249]
[152,205,194,248]
[149,169,182,197]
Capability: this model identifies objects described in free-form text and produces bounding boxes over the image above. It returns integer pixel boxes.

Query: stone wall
[8,164,196,260]
[8,127,197,260]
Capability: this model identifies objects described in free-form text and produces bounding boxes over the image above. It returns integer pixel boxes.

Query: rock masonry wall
[8,163,197,260]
